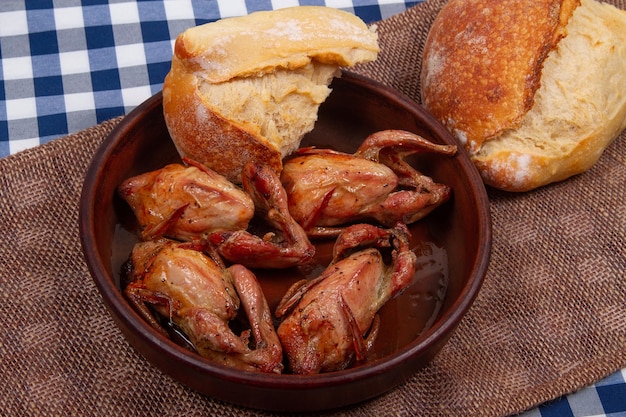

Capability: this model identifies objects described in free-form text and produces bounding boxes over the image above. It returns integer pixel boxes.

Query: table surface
[1,1,624,416]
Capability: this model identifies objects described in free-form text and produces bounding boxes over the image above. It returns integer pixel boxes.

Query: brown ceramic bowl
[79,71,491,412]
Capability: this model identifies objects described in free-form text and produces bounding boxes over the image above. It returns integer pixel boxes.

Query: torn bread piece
[163,6,379,183]
[421,0,626,191]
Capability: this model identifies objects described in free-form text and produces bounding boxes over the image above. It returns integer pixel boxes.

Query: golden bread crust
[163,6,379,184]
[472,0,626,191]
[421,0,626,192]
[163,59,283,183]
[173,6,379,83]
[421,0,579,151]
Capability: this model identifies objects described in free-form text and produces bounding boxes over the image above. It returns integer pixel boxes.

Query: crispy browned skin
[125,239,284,374]
[421,0,580,150]
[281,130,456,238]
[275,223,417,374]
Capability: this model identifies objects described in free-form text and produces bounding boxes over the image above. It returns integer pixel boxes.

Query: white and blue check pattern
[0,1,624,416]
[521,369,626,417]
[0,0,420,157]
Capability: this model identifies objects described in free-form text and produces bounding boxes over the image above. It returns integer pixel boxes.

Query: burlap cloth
[1,0,624,416]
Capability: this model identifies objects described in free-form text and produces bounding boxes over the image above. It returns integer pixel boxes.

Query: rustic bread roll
[421,0,626,192]
[163,6,379,183]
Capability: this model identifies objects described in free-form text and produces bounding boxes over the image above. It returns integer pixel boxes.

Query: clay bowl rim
[79,71,491,394]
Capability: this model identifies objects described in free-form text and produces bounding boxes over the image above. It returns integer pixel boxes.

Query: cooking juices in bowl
[111,208,449,367]
[81,71,491,411]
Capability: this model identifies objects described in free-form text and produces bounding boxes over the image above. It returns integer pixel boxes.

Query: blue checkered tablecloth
[0,0,421,157]
[1,1,624,416]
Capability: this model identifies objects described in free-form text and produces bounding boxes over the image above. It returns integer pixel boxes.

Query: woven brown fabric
[1,1,625,416]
